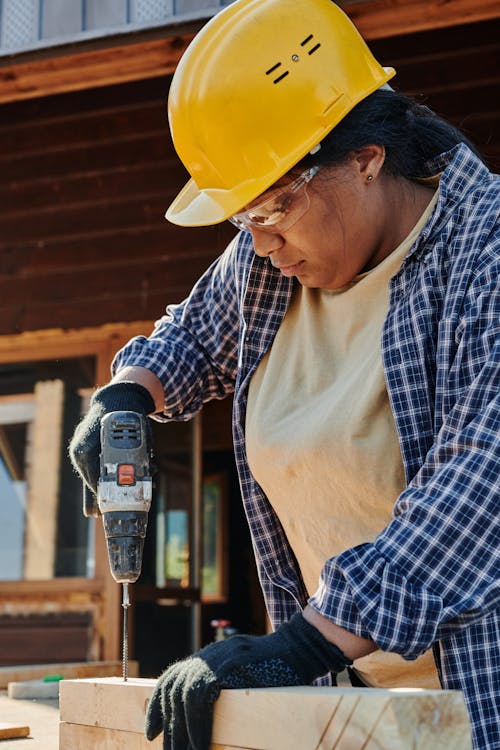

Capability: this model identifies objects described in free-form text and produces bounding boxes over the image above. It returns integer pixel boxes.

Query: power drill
[83,411,153,681]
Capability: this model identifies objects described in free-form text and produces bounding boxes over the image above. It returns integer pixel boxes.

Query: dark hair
[299,89,481,178]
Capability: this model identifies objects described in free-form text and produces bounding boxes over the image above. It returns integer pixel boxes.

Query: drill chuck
[102,510,148,583]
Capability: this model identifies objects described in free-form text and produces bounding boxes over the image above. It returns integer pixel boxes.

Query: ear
[354,145,386,181]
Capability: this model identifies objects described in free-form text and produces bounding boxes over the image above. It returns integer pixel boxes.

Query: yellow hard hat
[166,0,395,226]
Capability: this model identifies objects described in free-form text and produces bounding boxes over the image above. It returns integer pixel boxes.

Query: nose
[250,226,284,258]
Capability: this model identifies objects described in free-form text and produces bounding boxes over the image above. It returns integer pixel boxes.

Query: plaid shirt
[114,144,499,750]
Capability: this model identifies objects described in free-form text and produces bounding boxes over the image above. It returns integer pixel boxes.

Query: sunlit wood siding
[0,75,236,334]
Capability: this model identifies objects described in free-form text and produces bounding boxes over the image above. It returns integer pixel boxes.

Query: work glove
[145,612,351,750]
[69,381,155,495]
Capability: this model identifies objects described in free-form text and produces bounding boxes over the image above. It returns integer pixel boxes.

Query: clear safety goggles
[229,165,321,232]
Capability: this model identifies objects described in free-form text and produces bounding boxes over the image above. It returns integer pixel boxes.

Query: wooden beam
[60,723,161,749]
[0,1,498,105]
[0,723,30,740]
[0,34,194,104]
[59,678,473,750]
[24,379,64,579]
[346,0,500,40]
[0,660,138,690]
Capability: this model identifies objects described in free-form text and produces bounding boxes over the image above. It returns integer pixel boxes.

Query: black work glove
[69,381,155,495]
[145,612,351,750]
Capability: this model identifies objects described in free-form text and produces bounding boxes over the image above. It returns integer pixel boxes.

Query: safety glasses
[229,165,320,232]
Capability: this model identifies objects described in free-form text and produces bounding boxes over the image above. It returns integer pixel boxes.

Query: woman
[70,1,499,748]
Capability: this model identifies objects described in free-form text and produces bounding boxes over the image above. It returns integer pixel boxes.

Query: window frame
[0,322,152,661]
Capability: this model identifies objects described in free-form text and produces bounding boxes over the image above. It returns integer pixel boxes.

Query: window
[201,473,227,601]
[151,418,227,602]
[0,356,95,580]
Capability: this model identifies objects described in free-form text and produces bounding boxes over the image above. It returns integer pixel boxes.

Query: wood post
[24,379,64,579]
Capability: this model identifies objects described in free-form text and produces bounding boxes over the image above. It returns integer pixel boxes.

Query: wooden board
[0,722,30,739]
[59,678,472,750]
[59,723,160,749]
[60,678,156,734]
[0,660,138,690]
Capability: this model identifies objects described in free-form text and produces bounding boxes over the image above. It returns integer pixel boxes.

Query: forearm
[111,365,165,413]
[303,604,376,660]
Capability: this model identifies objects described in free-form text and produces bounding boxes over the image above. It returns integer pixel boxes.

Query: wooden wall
[0,612,92,665]
[371,18,500,172]
[0,16,498,339]
[0,76,236,336]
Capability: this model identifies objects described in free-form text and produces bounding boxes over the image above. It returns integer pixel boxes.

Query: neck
[367,176,436,270]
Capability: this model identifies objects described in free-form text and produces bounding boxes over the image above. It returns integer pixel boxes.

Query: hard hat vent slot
[266,62,290,85]
[301,34,321,55]
[265,34,322,85]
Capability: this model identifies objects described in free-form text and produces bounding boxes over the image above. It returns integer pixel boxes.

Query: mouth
[270,258,304,277]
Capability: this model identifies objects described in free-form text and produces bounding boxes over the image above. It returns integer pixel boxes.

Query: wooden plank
[0,35,195,105]
[59,678,472,750]
[60,678,157,733]
[0,193,177,243]
[212,687,472,750]
[0,614,92,665]
[24,379,64,579]
[60,722,161,749]
[347,0,500,40]
[0,131,169,183]
[0,254,211,307]
[0,723,30,739]
[0,660,138,689]
[0,228,221,277]
[0,161,184,213]
[0,288,184,335]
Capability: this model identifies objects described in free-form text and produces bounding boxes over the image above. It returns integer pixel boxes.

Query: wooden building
[0,0,499,675]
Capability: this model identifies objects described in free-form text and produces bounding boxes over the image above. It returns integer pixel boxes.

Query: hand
[69,381,155,494]
[145,612,351,750]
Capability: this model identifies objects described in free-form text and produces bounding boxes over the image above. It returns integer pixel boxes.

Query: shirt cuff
[308,543,443,659]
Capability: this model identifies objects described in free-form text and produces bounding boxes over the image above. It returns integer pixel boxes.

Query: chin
[295,271,318,287]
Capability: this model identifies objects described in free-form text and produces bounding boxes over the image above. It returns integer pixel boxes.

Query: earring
[366,175,374,182]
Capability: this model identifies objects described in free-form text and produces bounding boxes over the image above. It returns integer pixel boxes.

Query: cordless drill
[83,411,153,680]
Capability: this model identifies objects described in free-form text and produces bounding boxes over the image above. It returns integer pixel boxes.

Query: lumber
[0,35,195,105]
[59,723,160,749]
[0,660,138,689]
[60,678,156,734]
[24,379,64,579]
[59,678,472,750]
[0,722,30,739]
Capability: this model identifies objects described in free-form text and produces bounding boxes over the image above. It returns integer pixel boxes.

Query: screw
[291,54,299,62]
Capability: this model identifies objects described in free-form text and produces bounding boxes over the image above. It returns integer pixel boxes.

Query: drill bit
[122,582,130,681]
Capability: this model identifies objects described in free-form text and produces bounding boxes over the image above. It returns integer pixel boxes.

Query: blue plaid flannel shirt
[114,144,499,749]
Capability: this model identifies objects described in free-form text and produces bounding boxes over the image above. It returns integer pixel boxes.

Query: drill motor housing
[97,411,153,584]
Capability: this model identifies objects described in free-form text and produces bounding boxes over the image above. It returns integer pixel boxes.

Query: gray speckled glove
[145,612,351,750]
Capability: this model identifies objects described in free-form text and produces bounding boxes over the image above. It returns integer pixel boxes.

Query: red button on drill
[118,464,135,485]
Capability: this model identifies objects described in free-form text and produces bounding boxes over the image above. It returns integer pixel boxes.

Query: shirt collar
[404,143,489,262]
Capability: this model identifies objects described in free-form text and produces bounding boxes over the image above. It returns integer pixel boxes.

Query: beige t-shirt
[246,191,440,688]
